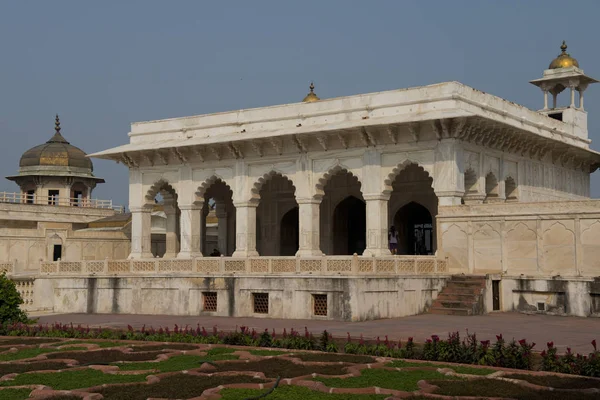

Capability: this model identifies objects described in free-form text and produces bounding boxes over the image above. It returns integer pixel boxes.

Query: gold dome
[549,41,579,69]
[302,82,320,102]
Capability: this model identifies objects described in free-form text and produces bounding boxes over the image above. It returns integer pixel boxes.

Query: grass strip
[94,373,267,400]
[128,343,199,352]
[294,353,376,364]
[0,388,32,400]
[430,379,600,400]
[0,368,148,390]
[117,354,238,372]
[315,369,460,391]
[504,373,600,389]
[248,349,288,356]
[215,358,350,378]
[0,348,59,361]
[387,359,495,375]
[46,349,165,364]
[0,361,71,376]
[53,340,124,348]
[220,385,388,400]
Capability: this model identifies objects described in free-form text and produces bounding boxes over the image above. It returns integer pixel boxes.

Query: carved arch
[384,160,433,195]
[464,168,478,194]
[145,179,178,204]
[195,175,233,203]
[506,222,536,241]
[485,172,498,198]
[314,165,362,200]
[251,171,297,203]
[505,176,517,201]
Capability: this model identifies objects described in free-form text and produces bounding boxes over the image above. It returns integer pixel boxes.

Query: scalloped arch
[145,179,178,203]
[195,175,233,202]
[251,171,297,203]
[384,160,433,195]
[314,165,362,200]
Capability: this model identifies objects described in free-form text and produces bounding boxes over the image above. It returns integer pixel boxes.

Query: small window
[48,190,60,205]
[537,302,546,312]
[203,292,217,312]
[26,190,35,204]
[252,293,269,314]
[53,244,62,261]
[313,294,328,316]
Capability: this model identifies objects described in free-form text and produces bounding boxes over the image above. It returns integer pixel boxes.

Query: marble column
[434,139,464,206]
[128,206,153,259]
[215,202,229,256]
[296,198,322,256]
[232,202,259,257]
[177,203,203,258]
[163,205,180,258]
[363,194,391,256]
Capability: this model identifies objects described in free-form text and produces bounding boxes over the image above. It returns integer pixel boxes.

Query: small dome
[302,82,320,102]
[19,115,93,171]
[549,41,579,69]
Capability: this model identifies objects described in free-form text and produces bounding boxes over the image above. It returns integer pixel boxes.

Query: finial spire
[302,81,320,102]
[55,114,61,134]
[561,40,567,53]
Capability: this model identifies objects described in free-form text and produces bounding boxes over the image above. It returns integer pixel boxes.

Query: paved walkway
[35,312,600,353]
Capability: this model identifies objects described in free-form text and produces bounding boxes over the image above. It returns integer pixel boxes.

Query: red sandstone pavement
[35,312,599,353]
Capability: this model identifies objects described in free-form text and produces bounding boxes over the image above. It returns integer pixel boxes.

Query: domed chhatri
[302,82,320,102]
[19,115,93,171]
[549,41,580,69]
[6,115,104,205]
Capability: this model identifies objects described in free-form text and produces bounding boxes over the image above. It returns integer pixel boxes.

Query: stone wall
[34,275,448,321]
[438,200,600,277]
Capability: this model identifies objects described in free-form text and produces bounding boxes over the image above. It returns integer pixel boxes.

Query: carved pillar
[129,206,153,259]
[363,194,391,256]
[177,203,203,258]
[296,198,322,256]
[215,201,229,256]
[434,139,463,206]
[231,202,259,257]
[163,204,179,258]
[569,82,576,108]
[543,90,549,110]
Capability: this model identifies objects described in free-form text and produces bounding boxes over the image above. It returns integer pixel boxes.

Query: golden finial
[560,40,567,53]
[549,40,579,69]
[55,114,61,134]
[302,81,320,102]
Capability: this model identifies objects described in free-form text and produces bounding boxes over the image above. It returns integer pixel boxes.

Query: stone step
[443,285,483,294]
[429,307,472,316]
[432,299,478,309]
[436,294,479,303]
[447,280,485,287]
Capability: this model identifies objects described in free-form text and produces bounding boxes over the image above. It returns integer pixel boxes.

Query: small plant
[0,273,28,324]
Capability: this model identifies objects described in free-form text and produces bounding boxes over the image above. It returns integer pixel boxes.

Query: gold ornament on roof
[549,41,579,69]
[302,82,320,102]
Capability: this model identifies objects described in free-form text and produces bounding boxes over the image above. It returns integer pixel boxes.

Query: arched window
[485,172,499,201]
[505,176,517,201]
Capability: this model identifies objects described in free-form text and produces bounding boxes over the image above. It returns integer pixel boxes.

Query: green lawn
[387,359,495,376]
[0,347,87,362]
[315,369,461,391]
[117,353,239,372]
[220,385,389,400]
[0,388,32,400]
[248,349,288,356]
[0,368,148,390]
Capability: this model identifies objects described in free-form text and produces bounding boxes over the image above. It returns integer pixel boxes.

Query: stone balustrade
[0,261,14,274]
[40,255,448,276]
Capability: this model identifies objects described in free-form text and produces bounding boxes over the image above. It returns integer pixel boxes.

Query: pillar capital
[296,198,321,205]
[130,206,152,213]
[363,193,391,202]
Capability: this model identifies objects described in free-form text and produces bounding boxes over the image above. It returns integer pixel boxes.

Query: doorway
[394,202,433,255]
[279,207,299,256]
[53,244,62,261]
[333,196,366,255]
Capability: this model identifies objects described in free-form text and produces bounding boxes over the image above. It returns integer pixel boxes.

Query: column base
[295,249,323,257]
[177,252,203,259]
[128,252,154,260]
[231,250,259,258]
[362,248,392,257]
[163,252,178,259]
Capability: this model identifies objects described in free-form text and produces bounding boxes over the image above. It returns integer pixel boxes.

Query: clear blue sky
[1,1,599,207]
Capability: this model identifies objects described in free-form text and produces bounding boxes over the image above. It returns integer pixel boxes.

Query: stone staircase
[429,275,486,316]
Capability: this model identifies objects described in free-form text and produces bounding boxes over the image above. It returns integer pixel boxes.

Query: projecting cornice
[89,81,600,172]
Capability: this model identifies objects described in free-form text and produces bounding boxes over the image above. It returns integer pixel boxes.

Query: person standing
[388,226,398,255]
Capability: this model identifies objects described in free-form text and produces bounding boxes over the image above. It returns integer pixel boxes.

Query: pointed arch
[464,168,478,194]
[314,164,361,200]
[485,172,498,199]
[145,179,178,204]
[384,160,433,195]
[505,176,517,201]
[251,171,297,203]
[195,175,233,202]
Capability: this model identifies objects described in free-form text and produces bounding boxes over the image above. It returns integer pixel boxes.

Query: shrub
[0,273,28,324]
